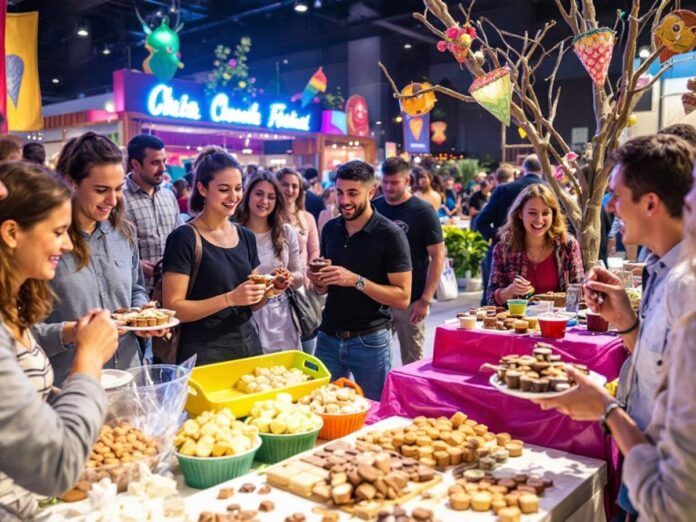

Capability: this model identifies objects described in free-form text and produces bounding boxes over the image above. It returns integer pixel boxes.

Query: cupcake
[476,311,487,321]
[483,316,497,329]
[531,361,550,373]
[526,317,539,330]
[519,375,534,391]
[497,311,511,320]
[504,371,522,389]
[549,376,569,391]
[513,320,529,334]
[531,378,550,393]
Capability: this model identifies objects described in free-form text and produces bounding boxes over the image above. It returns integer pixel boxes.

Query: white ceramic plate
[117,318,180,331]
[489,371,607,400]
[100,369,134,390]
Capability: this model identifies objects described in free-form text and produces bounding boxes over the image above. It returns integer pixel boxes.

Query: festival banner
[403,112,430,154]
[6,11,42,131]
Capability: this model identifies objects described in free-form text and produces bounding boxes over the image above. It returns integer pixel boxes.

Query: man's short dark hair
[522,154,542,174]
[0,135,22,161]
[610,134,693,218]
[381,157,409,177]
[304,167,319,181]
[127,134,165,167]
[22,142,46,164]
[336,160,374,184]
[495,163,514,184]
[658,123,696,149]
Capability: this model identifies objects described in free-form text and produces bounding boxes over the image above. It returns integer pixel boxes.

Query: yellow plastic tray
[186,350,330,418]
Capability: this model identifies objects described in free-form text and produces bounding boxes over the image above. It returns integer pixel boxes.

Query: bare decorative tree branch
[380,0,678,267]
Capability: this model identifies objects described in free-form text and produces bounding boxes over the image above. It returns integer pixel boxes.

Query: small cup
[537,314,568,339]
[507,299,528,316]
[586,311,609,333]
[459,315,477,330]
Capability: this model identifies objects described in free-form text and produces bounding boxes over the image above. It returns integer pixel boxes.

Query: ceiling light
[77,26,88,37]
[395,115,403,123]
[375,120,382,125]
[282,58,289,65]
[52,77,60,84]
[638,47,650,59]
[294,1,308,13]
[314,0,322,7]
[102,45,111,56]
[403,43,412,50]
[104,101,115,112]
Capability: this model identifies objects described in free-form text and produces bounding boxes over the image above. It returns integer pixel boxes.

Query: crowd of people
[0,122,695,519]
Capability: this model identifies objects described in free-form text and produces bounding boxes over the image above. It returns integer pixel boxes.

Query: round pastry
[463,469,486,482]
[518,493,540,514]
[513,320,529,334]
[504,370,522,389]
[471,491,492,511]
[483,316,497,328]
[498,506,522,522]
[519,375,534,391]
[505,441,524,457]
[450,492,471,511]
[492,499,508,514]
[526,317,539,329]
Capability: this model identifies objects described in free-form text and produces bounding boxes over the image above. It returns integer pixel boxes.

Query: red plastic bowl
[538,315,568,339]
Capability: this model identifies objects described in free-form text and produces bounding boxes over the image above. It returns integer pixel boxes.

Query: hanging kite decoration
[299,67,328,108]
[399,82,437,116]
[653,10,696,63]
[572,27,615,86]
[436,25,476,64]
[468,67,512,126]
[136,4,184,82]
[430,121,447,145]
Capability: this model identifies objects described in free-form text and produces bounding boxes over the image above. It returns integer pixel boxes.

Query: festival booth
[40,69,376,174]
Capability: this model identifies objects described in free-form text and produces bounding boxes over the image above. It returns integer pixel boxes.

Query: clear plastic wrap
[79,359,195,491]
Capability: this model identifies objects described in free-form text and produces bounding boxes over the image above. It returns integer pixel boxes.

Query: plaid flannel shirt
[123,174,182,290]
[487,235,584,305]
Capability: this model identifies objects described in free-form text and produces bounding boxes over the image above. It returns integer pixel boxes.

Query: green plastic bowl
[255,424,322,464]
[176,437,261,489]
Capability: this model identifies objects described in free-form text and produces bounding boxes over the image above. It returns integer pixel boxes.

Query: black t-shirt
[162,224,260,345]
[319,210,412,333]
[469,190,490,212]
[373,196,443,303]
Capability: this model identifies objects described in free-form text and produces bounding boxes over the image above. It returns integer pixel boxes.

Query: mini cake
[504,371,521,389]
[530,378,550,393]
[519,377,533,392]
[497,311,511,320]
[308,257,331,272]
[526,317,539,329]
[483,316,497,328]
[476,311,487,321]
[513,320,529,334]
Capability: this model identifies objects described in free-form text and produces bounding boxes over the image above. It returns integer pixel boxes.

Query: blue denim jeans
[315,329,392,401]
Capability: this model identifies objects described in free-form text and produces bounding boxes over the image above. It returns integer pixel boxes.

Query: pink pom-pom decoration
[446,26,460,40]
[437,40,448,52]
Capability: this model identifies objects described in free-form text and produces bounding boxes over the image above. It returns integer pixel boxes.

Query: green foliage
[442,226,490,279]
[456,158,482,186]
[206,37,260,103]
[322,86,345,110]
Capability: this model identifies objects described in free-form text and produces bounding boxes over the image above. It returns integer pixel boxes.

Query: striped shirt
[123,174,182,290]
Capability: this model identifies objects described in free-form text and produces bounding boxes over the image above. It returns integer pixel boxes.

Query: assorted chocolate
[375,506,434,521]
[457,307,539,333]
[493,343,590,393]
[358,413,523,471]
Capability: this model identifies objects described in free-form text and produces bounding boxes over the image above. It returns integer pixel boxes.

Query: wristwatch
[355,276,366,291]
[599,400,623,435]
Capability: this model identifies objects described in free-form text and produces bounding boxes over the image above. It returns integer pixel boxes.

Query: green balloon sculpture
[136,7,184,82]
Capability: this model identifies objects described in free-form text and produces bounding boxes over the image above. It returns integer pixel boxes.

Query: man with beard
[123,134,182,293]
[307,160,412,401]
[374,157,444,366]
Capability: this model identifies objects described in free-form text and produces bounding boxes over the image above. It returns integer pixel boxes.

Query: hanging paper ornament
[627,114,638,127]
[517,126,527,139]
[683,92,696,114]
[430,121,447,145]
[399,82,437,116]
[136,7,185,82]
[573,27,615,86]
[468,67,512,126]
[300,67,327,108]
[346,95,370,137]
[409,116,424,141]
[636,74,653,90]
[653,10,696,63]
[436,25,477,64]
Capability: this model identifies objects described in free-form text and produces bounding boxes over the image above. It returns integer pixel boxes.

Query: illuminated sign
[210,94,262,126]
[147,84,202,120]
[267,103,311,131]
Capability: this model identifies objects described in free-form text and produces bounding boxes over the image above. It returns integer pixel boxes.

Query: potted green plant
[442,226,490,290]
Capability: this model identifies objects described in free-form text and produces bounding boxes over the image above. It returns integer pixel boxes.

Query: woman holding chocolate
[33,133,161,385]
[237,171,303,353]
[0,162,118,519]
[162,147,267,365]
[487,184,584,305]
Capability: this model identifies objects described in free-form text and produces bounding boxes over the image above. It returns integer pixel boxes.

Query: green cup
[507,299,528,316]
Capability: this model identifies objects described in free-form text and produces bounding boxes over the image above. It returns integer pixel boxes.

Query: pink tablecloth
[369,358,624,516]
[432,323,628,377]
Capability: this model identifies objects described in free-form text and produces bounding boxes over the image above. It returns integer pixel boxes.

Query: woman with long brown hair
[237,171,303,352]
[162,147,267,365]
[0,162,118,519]
[33,132,155,384]
[487,183,584,305]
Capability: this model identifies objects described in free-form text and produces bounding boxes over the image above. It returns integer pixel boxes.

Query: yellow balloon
[627,114,638,127]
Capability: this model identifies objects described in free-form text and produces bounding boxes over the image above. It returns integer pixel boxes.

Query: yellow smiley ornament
[399,82,437,116]
[654,10,696,63]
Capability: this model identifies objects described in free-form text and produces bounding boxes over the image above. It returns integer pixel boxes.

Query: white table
[40,416,607,521]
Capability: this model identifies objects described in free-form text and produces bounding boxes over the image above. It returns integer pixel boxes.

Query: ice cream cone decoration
[468,67,512,126]
[300,67,327,108]
[653,10,696,63]
[409,116,424,140]
[573,27,615,86]
[399,82,437,116]
[436,25,477,64]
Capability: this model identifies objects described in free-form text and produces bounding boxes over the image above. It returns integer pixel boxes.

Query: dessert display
[111,302,176,328]
[298,382,370,415]
[245,394,322,435]
[484,342,601,397]
[266,439,440,519]
[447,469,552,519]
[308,257,332,272]
[174,408,260,458]
[532,291,567,307]
[455,306,539,334]
[234,365,312,394]
[375,506,434,521]
[357,412,523,471]
[537,313,569,339]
